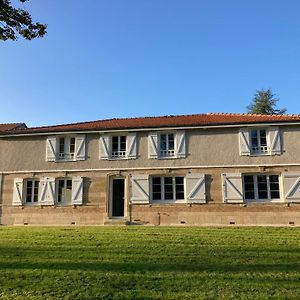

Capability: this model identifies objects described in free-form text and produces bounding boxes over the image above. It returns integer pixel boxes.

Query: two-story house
[0,113,300,226]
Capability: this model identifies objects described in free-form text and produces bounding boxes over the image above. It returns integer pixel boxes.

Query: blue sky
[1,0,300,127]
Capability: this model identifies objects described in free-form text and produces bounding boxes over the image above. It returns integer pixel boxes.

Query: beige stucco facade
[1,123,300,226]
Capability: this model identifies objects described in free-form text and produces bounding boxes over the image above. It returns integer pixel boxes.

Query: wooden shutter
[38,177,55,205]
[131,175,149,204]
[283,172,300,203]
[269,127,281,155]
[12,178,23,206]
[75,135,86,161]
[126,133,137,159]
[222,173,244,203]
[186,173,206,203]
[176,131,186,158]
[46,137,57,161]
[72,177,83,205]
[239,129,251,156]
[99,135,110,159]
[148,133,158,159]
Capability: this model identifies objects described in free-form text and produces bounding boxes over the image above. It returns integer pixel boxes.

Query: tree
[247,89,287,115]
[0,0,46,41]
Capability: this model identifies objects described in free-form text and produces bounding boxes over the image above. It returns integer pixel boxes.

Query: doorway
[111,178,125,217]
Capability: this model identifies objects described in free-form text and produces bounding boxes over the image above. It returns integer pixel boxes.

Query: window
[250,129,268,154]
[159,133,175,157]
[25,179,39,203]
[58,137,76,160]
[111,136,126,158]
[57,179,72,204]
[243,174,280,202]
[152,176,184,201]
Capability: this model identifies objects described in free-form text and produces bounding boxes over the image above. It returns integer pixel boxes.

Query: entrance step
[104,218,130,226]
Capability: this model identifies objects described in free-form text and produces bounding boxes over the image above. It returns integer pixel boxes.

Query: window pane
[257,175,268,199]
[168,134,174,150]
[120,136,126,151]
[112,136,119,152]
[160,134,167,150]
[26,180,33,203]
[251,130,258,147]
[152,177,161,200]
[175,177,184,199]
[59,138,65,153]
[58,180,64,202]
[259,129,267,146]
[269,175,280,199]
[34,180,39,202]
[164,177,173,200]
[244,176,254,200]
[70,138,75,154]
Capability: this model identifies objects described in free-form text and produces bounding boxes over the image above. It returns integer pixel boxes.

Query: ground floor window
[57,179,72,204]
[152,176,184,201]
[243,174,280,201]
[25,179,39,203]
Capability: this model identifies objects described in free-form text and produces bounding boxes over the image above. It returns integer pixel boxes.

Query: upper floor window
[111,136,127,158]
[159,133,175,157]
[100,133,137,160]
[148,131,186,159]
[59,137,76,160]
[250,129,268,154]
[239,126,281,156]
[46,135,86,162]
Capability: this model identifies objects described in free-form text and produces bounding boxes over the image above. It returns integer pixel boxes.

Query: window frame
[243,174,282,203]
[151,176,185,203]
[24,179,40,204]
[250,128,269,155]
[58,136,76,161]
[56,178,73,205]
[111,135,127,159]
[158,132,176,158]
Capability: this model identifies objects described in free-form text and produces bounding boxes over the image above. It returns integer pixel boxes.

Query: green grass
[0,226,299,299]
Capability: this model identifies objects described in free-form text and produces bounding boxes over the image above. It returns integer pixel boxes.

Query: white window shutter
[148,133,158,159]
[38,177,55,205]
[12,178,23,206]
[99,135,110,159]
[186,173,206,203]
[283,172,300,203]
[239,129,250,156]
[222,173,244,203]
[126,133,137,159]
[269,126,281,155]
[131,175,149,204]
[72,177,83,205]
[46,137,57,161]
[75,135,86,161]
[176,131,186,158]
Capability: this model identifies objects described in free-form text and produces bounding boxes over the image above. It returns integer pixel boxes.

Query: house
[0,113,300,226]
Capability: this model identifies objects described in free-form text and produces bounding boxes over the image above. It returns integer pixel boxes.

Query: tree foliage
[247,89,287,115]
[0,0,46,41]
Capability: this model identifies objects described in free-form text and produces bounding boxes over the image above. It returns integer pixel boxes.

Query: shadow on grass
[0,261,299,273]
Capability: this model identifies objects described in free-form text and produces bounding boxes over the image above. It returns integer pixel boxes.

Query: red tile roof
[0,123,27,132]
[2,113,300,135]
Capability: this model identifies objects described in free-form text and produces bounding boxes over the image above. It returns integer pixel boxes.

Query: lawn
[0,226,299,299]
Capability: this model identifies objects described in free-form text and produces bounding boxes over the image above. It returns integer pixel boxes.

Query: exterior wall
[1,125,300,173]
[1,166,300,226]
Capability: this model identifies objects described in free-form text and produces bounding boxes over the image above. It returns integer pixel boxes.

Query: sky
[1,0,300,127]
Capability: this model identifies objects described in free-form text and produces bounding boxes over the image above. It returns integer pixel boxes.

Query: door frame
[109,176,127,218]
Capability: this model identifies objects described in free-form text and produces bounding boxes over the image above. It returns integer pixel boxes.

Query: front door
[111,178,125,217]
